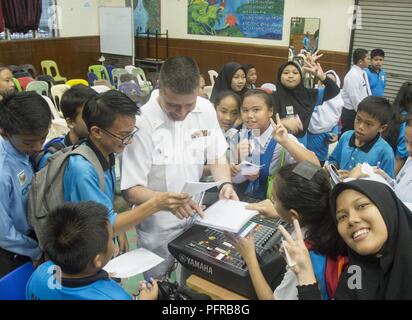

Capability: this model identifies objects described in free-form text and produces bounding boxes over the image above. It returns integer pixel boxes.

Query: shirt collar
[368,66,382,75]
[64,133,73,147]
[1,139,30,164]
[61,270,110,288]
[86,138,115,171]
[349,132,380,153]
[250,125,273,148]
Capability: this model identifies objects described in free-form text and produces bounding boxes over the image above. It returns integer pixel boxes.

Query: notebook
[195,199,259,233]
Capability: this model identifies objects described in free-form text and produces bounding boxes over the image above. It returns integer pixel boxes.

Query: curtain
[2,0,42,34]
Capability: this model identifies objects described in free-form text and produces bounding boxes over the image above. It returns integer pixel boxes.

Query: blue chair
[0,262,35,300]
[87,72,98,87]
[105,65,114,85]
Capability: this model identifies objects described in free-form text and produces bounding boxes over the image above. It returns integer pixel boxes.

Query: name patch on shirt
[286,105,294,116]
[17,170,27,186]
[191,130,210,139]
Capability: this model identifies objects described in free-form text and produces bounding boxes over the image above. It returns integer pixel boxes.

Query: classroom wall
[161,0,355,53]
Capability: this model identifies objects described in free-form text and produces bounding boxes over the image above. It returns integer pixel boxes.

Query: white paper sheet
[181,180,223,197]
[240,161,263,176]
[103,248,164,278]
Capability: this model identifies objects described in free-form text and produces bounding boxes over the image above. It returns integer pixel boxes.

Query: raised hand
[303,58,326,81]
[246,199,279,219]
[271,114,289,145]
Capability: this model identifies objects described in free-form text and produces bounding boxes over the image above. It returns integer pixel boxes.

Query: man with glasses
[121,56,238,280]
[62,90,193,252]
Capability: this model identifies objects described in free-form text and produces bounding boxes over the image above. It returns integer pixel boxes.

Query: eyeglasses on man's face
[100,126,139,145]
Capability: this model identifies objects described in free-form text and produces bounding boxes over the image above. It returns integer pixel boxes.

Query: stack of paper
[103,248,164,278]
[240,161,263,176]
[195,199,259,233]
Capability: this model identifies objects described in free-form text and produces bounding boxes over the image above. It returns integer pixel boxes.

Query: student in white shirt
[341,48,371,134]
[121,56,238,279]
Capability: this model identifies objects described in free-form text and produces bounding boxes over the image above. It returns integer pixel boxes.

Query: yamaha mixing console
[168,215,290,299]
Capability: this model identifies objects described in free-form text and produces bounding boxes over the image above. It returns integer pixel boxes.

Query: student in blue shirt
[365,49,386,97]
[328,96,395,177]
[62,90,201,244]
[0,92,52,278]
[26,202,158,300]
[36,85,96,170]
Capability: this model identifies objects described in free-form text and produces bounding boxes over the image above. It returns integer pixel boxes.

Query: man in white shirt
[121,56,238,278]
[341,48,371,134]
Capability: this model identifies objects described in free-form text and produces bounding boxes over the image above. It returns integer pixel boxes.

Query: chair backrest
[8,64,21,74]
[130,67,152,89]
[50,84,70,112]
[105,65,114,85]
[119,73,139,86]
[47,119,70,142]
[204,85,213,99]
[118,81,144,107]
[111,68,128,88]
[208,70,218,86]
[26,81,49,96]
[87,72,99,86]
[17,76,34,90]
[12,77,23,92]
[20,64,37,78]
[66,79,89,87]
[88,65,110,81]
[93,79,112,88]
[91,85,111,93]
[0,262,35,300]
[124,65,137,74]
[40,60,67,83]
[41,95,63,120]
[261,83,277,92]
[14,71,32,79]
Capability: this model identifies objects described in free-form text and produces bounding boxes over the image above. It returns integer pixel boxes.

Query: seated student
[279,179,412,300]
[26,202,158,300]
[231,89,319,201]
[0,92,52,278]
[243,64,258,90]
[307,70,344,165]
[328,96,395,178]
[365,49,386,97]
[210,62,247,104]
[36,84,97,170]
[63,90,197,244]
[0,65,15,100]
[232,162,347,300]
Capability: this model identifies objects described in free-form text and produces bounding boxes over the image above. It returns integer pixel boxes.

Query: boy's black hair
[357,96,393,125]
[0,91,52,135]
[352,48,368,65]
[83,90,140,130]
[60,84,97,120]
[371,48,385,59]
[243,88,278,113]
[159,56,200,94]
[43,202,110,275]
[214,90,241,110]
[274,162,346,257]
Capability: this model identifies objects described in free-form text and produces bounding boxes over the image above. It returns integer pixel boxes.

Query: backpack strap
[70,144,106,192]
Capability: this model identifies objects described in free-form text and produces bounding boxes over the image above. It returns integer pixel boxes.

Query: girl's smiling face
[241,94,273,131]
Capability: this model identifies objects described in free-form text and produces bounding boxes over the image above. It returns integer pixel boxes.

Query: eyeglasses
[100,126,139,145]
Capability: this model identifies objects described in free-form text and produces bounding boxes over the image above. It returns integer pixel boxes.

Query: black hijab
[210,62,247,104]
[330,180,412,300]
[271,61,318,137]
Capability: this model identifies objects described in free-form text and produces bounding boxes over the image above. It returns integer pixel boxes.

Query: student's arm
[209,154,239,200]
[347,75,368,111]
[0,181,42,260]
[379,149,396,178]
[327,136,343,167]
[395,157,406,176]
[272,115,320,166]
[320,76,340,102]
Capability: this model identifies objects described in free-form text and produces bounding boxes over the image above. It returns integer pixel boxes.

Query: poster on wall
[133,0,161,35]
[188,0,285,40]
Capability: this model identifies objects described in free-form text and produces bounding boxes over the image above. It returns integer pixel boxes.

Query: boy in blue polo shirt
[36,84,96,170]
[328,96,395,177]
[26,202,158,300]
[0,92,52,278]
[365,49,386,97]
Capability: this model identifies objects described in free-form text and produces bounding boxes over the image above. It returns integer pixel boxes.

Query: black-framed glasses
[100,126,139,145]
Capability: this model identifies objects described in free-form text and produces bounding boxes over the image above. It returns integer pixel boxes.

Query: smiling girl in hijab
[279,179,412,300]
[210,62,247,104]
[272,60,340,145]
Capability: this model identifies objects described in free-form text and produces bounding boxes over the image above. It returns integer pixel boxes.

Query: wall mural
[133,0,160,35]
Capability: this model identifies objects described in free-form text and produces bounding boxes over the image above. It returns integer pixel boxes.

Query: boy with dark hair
[26,202,158,300]
[62,90,193,249]
[365,48,386,97]
[329,96,395,177]
[341,48,371,134]
[36,84,96,170]
[0,92,52,277]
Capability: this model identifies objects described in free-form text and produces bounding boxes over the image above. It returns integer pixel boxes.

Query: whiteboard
[99,7,134,56]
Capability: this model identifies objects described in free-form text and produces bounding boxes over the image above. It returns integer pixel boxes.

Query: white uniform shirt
[342,65,371,111]
[394,157,412,203]
[121,90,228,239]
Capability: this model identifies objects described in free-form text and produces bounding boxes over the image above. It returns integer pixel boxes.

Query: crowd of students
[0,47,412,300]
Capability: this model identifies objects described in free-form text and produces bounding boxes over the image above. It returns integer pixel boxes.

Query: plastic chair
[40,60,67,84]
[88,65,110,81]
[92,85,111,93]
[41,95,63,121]
[208,70,218,86]
[13,71,32,79]
[130,67,153,96]
[20,64,37,78]
[8,64,21,75]
[93,79,112,89]
[87,72,99,86]
[105,65,114,85]
[17,77,34,90]
[124,65,137,74]
[12,78,23,92]
[111,68,128,88]
[204,85,213,99]
[26,81,49,96]
[0,262,35,300]
[66,79,89,87]
[119,73,139,86]
[50,84,70,113]
[118,81,145,107]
